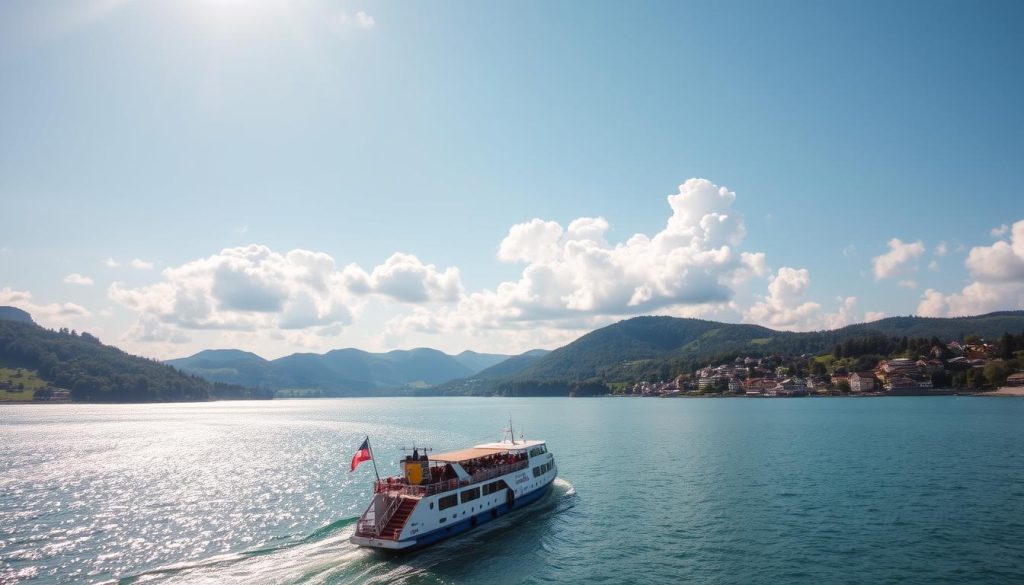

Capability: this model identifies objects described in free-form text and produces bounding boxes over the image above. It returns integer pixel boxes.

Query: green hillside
[0,316,272,402]
[441,311,1024,395]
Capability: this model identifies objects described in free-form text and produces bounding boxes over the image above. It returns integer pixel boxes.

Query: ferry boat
[350,431,557,551]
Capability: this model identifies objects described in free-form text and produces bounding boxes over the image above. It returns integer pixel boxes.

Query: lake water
[2,397,1023,584]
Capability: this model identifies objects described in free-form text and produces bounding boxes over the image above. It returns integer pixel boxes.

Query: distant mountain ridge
[165,347,534,395]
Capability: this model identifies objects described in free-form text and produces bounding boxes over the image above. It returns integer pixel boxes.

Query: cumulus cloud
[130,258,154,270]
[0,287,91,326]
[104,258,120,268]
[490,178,753,315]
[963,220,1024,282]
[64,273,94,286]
[742,269,880,331]
[385,179,781,342]
[872,238,925,280]
[341,253,462,303]
[934,241,948,257]
[991,224,1009,237]
[743,267,822,330]
[108,244,462,343]
[917,219,1024,316]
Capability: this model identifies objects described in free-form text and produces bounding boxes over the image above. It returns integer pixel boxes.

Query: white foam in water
[124,479,577,585]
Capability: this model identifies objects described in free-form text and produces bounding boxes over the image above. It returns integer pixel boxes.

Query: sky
[1,0,1023,360]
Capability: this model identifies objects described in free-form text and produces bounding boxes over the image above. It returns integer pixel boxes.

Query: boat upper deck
[374,439,548,498]
[430,440,544,463]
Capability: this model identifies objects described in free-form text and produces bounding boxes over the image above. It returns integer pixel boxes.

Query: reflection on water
[3,397,1024,584]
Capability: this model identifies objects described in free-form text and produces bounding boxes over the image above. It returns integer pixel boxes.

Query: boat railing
[373,460,529,497]
[356,494,401,537]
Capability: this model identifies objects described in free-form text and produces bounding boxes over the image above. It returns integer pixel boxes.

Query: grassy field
[0,367,48,401]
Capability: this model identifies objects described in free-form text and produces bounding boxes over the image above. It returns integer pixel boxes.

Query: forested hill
[437,311,1024,395]
[0,313,272,402]
[165,347,516,395]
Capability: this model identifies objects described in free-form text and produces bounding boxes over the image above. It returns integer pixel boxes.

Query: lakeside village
[627,335,1024,398]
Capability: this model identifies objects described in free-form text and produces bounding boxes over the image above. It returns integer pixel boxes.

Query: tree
[984,361,1013,388]
[1000,332,1016,360]
[837,380,851,393]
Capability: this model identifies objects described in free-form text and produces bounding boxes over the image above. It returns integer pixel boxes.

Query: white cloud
[355,11,375,29]
[379,179,893,346]
[497,218,564,263]
[898,280,917,289]
[329,10,375,35]
[742,269,881,331]
[108,244,463,344]
[342,253,463,303]
[963,220,1024,282]
[918,283,1024,318]
[64,273,94,286]
[917,219,1024,316]
[388,179,790,343]
[104,258,120,268]
[130,258,154,270]
[934,241,948,257]
[125,314,190,344]
[872,238,925,280]
[991,224,1009,237]
[841,244,857,257]
[0,287,91,326]
[743,267,822,330]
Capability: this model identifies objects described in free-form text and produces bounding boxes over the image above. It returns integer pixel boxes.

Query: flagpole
[365,435,382,483]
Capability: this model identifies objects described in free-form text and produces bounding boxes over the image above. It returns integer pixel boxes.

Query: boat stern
[349,534,418,550]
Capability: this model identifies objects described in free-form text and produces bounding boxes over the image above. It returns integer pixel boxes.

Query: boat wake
[120,478,577,585]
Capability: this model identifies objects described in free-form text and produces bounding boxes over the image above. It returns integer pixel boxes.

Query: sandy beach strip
[979,386,1024,397]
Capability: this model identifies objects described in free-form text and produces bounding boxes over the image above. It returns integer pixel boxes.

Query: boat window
[482,481,504,495]
[528,445,547,457]
[439,494,458,510]
[461,487,480,503]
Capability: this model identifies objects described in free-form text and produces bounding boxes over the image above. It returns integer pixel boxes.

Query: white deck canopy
[430,440,545,463]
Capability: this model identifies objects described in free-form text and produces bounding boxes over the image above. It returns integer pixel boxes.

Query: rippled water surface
[2,397,1024,584]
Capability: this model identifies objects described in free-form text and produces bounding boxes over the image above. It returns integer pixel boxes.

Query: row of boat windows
[528,445,548,458]
[437,480,507,511]
[532,461,554,477]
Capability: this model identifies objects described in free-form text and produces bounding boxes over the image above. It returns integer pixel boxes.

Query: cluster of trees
[0,321,272,402]
[491,379,610,397]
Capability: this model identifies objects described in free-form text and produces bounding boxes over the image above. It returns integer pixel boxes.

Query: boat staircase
[377,497,418,540]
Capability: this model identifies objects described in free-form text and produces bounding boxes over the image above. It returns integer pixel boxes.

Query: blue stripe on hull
[392,479,555,553]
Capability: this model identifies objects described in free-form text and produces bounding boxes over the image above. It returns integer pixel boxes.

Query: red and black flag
[350,438,372,472]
